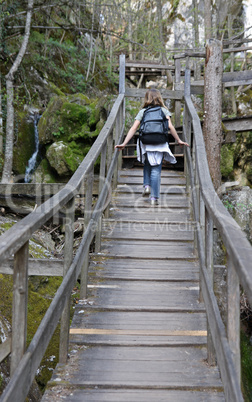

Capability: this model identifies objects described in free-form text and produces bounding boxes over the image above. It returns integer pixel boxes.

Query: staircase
[42,168,225,402]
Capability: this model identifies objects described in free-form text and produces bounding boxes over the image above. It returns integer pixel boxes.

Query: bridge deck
[42,168,225,401]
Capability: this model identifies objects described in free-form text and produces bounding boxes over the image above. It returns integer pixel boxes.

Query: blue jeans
[143,158,162,198]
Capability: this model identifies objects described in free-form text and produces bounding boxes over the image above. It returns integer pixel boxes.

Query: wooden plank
[0,180,100,198]
[119,169,185,177]
[0,183,64,197]
[102,221,193,241]
[70,311,207,345]
[83,280,203,311]
[70,328,207,336]
[89,258,200,281]
[42,388,225,402]
[0,258,63,276]
[113,193,190,208]
[47,346,223,389]
[117,176,186,185]
[115,184,187,194]
[224,79,252,87]
[101,239,195,259]
[125,62,175,70]
[109,210,191,223]
[71,311,206,331]
[222,116,252,132]
[125,88,184,100]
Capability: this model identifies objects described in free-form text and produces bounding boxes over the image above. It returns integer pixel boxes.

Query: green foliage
[220,144,235,178]
[52,126,65,138]
[241,330,252,401]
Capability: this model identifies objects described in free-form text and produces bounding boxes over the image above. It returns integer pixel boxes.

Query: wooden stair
[42,168,224,402]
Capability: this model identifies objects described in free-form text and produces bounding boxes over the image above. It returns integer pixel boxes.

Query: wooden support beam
[125,88,183,100]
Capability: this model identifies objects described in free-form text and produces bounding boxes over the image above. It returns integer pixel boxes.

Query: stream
[24,113,40,183]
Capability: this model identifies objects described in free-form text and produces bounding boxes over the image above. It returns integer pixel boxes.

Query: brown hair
[143,88,166,109]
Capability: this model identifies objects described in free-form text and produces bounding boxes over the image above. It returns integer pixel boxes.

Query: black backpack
[138,106,169,145]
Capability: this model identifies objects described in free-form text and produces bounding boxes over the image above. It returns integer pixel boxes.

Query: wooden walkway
[42,168,225,401]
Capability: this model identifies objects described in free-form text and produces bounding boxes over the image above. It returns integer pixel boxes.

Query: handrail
[0,74,125,400]
[183,68,252,401]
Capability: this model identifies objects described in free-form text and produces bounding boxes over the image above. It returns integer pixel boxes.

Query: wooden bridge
[0,54,252,401]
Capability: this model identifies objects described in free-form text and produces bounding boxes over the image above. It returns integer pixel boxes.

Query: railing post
[10,242,29,376]
[80,167,94,299]
[183,103,192,192]
[205,208,216,365]
[59,197,75,363]
[174,57,181,127]
[112,114,120,190]
[227,256,241,385]
[95,143,107,253]
[119,54,125,94]
[118,100,125,170]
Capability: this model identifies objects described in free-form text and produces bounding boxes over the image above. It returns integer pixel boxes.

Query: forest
[0,0,251,184]
[0,0,252,400]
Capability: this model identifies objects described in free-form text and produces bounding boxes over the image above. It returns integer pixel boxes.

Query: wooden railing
[0,55,126,401]
[183,68,252,402]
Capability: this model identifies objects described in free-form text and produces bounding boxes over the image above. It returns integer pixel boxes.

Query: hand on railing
[177,139,190,147]
[115,143,126,150]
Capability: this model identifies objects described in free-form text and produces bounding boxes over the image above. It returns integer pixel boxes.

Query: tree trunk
[204,0,212,40]
[0,75,3,154]
[193,0,199,47]
[156,0,173,88]
[228,14,237,115]
[193,0,201,80]
[1,0,34,183]
[203,39,223,191]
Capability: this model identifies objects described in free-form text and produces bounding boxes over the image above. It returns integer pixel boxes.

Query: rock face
[221,132,252,187]
[222,186,252,243]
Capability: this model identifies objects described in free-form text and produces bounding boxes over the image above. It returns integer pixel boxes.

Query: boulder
[46,141,82,176]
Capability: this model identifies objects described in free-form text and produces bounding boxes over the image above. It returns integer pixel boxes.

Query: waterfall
[24,113,40,183]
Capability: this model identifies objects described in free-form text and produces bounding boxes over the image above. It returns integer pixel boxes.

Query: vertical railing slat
[80,167,94,299]
[59,197,75,363]
[205,208,216,365]
[95,142,107,253]
[227,256,241,385]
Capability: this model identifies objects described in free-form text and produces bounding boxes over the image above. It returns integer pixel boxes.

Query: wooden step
[77,279,202,312]
[43,388,225,401]
[122,154,184,159]
[69,310,207,346]
[45,346,223,390]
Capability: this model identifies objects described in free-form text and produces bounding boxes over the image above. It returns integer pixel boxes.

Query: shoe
[142,185,151,197]
[150,198,159,206]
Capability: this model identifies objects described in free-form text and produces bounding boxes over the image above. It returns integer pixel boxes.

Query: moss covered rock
[46,141,83,176]
[31,159,58,183]
[35,93,106,179]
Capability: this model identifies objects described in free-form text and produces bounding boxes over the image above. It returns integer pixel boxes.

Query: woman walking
[115,88,189,205]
